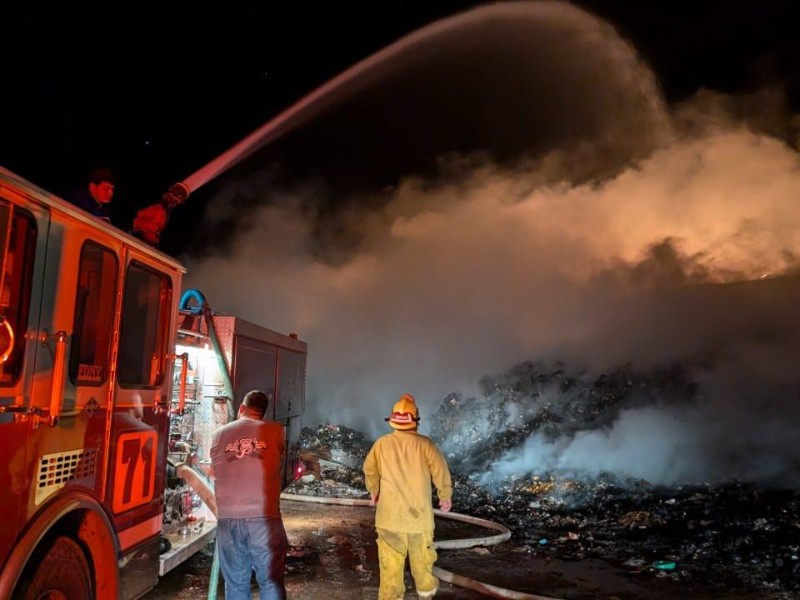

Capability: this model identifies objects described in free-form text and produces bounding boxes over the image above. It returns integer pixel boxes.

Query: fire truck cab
[0,166,306,599]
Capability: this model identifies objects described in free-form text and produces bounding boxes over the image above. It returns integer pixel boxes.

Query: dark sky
[2,1,796,254]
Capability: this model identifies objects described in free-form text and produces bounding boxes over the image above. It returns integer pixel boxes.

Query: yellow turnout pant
[376,528,438,599]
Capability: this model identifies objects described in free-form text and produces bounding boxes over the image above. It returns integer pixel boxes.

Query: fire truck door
[0,198,50,560]
[25,218,110,517]
[106,252,174,536]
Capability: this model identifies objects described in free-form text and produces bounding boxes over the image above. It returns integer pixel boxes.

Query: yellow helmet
[385,393,420,430]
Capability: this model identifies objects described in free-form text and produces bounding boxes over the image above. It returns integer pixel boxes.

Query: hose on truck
[280,492,562,600]
[167,455,222,600]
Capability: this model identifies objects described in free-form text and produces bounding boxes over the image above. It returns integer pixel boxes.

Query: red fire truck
[0,166,307,599]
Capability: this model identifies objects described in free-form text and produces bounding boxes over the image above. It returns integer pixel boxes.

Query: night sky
[2,0,796,255]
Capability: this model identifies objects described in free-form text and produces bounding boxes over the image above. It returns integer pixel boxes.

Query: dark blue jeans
[216,517,288,600]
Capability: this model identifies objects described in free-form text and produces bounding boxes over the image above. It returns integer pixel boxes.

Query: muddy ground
[141,498,778,599]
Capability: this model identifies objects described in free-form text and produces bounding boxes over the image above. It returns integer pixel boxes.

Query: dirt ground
[141,498,776,599]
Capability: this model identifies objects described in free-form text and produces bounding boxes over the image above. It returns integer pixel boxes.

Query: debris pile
[297,422,373,465]
[289,361,800,596]
[428,359,696,474]
[287,424,371,498]
[447,473,800,595]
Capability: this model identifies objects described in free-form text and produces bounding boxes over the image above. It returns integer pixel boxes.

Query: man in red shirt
[210,390,286,600]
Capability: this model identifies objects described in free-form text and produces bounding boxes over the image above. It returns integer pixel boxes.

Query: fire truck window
[69,242,118,386]
[0,204,37,386]
[118,262,171,387]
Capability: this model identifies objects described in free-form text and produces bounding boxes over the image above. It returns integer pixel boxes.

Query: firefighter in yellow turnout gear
[363,394,453,599]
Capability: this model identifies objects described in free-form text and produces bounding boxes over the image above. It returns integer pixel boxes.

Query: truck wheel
[20,536,92,600]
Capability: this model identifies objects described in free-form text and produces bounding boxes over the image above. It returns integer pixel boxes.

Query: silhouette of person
[67,167,115,223]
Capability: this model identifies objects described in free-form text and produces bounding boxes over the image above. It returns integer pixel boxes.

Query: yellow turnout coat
[363,430,452,533]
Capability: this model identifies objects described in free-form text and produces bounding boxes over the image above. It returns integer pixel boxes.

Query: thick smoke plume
[186,117,800,486]
[183,2,800,487]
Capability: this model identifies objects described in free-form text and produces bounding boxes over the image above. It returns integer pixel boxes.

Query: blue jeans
[216,517,288,600]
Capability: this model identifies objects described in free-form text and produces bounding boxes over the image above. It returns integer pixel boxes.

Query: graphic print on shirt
[224,436,268,460]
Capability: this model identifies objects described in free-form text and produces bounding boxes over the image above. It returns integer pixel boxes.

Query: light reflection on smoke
[186,119,800,486]
[184,2,800,487]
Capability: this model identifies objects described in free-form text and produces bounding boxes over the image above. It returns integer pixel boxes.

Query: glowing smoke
[183,2,800,486]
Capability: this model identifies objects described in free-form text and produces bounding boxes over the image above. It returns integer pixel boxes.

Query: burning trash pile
[287,361,800,596]
[288,424,372,498]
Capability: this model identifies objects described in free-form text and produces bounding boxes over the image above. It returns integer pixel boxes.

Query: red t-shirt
[210,416,285,518]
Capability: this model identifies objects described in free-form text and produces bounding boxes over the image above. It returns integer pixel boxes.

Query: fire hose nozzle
[162,182,190,208]
[131,181,190,247]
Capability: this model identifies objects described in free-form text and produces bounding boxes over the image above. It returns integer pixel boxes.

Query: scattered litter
[285,361,800,597]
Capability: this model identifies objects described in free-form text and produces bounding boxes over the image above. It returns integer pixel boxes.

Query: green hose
[207,542,221,600]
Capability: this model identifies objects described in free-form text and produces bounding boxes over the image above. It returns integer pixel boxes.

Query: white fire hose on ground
[280,492,562,600]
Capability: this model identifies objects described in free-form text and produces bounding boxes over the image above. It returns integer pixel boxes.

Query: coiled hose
[280,492,562,600]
